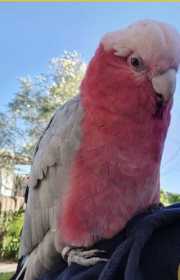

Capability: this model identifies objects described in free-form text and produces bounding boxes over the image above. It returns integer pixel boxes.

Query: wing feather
[29,95,82,189]
[20,95,83,260]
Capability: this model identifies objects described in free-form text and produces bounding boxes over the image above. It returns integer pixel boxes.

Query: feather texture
[20,96,83,280]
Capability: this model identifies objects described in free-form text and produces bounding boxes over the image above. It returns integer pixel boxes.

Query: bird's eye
[128,55,145,72]
[131,57,140,67]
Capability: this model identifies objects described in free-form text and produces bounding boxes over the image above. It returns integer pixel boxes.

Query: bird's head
[82,19,180,122]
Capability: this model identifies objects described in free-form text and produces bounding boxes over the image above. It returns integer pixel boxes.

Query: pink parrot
[19,19,180,280]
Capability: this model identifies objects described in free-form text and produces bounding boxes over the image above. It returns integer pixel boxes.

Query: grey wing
[19,95,83,279]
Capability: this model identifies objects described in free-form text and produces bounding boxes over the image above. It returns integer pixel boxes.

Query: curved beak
[152,69,177,102]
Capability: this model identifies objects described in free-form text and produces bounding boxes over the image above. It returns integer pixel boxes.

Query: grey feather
[20,95,83,280]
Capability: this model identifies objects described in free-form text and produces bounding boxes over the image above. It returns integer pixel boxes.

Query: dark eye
[131,57,140,67]
[128,55,145,72]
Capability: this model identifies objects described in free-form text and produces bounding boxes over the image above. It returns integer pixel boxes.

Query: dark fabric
[37,204,180,280]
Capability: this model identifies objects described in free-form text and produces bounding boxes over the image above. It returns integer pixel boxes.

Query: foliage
[0,113,15,150]
[0,111,20,169]
[8,51,85,158]
[0,273,14,280]
[0,51,85,168]
[0,210,24,260]
[160,190,180,205]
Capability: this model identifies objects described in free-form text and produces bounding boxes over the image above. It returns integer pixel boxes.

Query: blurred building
[0,150,29,213]
[0,167,15,197]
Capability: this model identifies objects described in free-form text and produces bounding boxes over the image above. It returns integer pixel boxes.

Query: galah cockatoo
[20,19,180,280]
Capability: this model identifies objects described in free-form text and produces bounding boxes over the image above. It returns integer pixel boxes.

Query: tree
[7,51,86,161]
[160,190,180,205]
[0,112,13,149]
[0,112,24,168]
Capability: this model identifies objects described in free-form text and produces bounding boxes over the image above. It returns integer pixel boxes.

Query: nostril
[153,93,165,119]
[155,93,164,105]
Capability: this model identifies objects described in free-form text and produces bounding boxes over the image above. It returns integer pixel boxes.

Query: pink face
[81,44,173,121]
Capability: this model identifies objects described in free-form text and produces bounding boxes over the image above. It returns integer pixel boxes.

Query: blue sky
[0,3,180,193]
